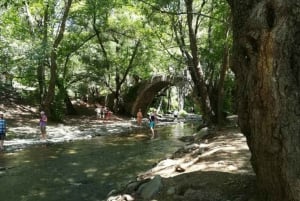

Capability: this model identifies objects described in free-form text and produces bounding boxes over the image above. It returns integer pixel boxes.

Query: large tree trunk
[229,0,300,200]
[56,78,77,115]
[43,0,73,117]
[185,0,214,124]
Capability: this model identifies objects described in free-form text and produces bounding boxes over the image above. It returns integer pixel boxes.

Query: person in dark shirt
[0,113,7,150]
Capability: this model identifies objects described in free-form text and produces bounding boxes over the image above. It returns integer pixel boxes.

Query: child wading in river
[39,111,47,140]
[136,108,143,126]
[149,110,158,139]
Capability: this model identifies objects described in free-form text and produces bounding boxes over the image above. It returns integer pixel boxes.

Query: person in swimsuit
[39,111,47,140]
[136,108,143,126]
[149,110,157,138]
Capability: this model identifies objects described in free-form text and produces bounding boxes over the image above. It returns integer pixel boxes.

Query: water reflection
[0,123,197,201]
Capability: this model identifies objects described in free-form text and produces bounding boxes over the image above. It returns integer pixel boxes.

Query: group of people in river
[95,105,112,121]
[94,105,158,139]
[0,107,160,151]
[95,106,159,139]
[0,111,47,151]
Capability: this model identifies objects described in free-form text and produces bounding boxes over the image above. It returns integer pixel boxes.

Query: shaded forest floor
[0,92,260,201]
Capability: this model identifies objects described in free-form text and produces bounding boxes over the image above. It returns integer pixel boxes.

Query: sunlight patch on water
[146,159,157,163]
[84,168,98,173]
[53,177,63,183]
[103,172,111,176]
[71,162,79,166]
[49,155,58,159]
[67,178,75,183]
[67,149,78,154]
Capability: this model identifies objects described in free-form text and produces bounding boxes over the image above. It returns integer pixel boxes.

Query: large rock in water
[137,175,163,200]
[194,126,209,140]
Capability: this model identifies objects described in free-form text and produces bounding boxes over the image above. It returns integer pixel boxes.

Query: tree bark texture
[185,0,214,124]
[217,42,229,126]
[43,0,73,117]
[229,0,300,200]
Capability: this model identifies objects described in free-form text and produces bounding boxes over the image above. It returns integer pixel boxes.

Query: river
[0,123,197,201]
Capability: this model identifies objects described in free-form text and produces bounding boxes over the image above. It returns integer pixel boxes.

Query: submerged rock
[137,175,163,200]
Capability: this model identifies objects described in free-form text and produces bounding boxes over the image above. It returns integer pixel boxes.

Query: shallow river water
[0,123,197,201]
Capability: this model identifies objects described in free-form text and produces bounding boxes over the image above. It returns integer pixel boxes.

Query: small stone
[167,186,176,195]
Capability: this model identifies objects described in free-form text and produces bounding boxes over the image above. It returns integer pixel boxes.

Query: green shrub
[50,91,65,122]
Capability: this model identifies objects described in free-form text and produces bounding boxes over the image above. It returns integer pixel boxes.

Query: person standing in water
[39,111,47,140]
[136,108,143,126]
[149,110,158,139]
[0,113,7,151]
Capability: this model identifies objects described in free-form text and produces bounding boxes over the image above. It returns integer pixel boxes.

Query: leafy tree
[139,0,232,125]
[77,0,172,112]
[0,0,234,124]
[1,0,74,120]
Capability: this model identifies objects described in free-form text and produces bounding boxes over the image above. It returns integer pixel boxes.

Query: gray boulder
[137,175,163,200]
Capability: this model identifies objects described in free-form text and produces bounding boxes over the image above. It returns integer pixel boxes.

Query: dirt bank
[148,127,259,201]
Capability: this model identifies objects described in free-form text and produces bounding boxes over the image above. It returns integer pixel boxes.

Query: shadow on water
[0,123,197,201]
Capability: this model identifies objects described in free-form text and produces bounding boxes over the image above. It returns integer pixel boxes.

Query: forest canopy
[0,0,233,124]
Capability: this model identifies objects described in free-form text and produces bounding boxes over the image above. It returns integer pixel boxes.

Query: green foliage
[123,83,144,102]
[77,83,89,97]
[223,72,236,113]
[0,0,235,120]
[179,110,187,117]
[51,90,65,122]
[18,89,40,105]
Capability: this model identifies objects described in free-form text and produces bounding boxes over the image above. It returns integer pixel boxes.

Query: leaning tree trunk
[217,39,230,127]
[185,0,214,124]
[56,78,77,115]
[43,0,72,118]
[229,0,300,200]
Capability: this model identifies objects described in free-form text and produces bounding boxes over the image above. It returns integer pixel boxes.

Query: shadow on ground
[154,171,258,201]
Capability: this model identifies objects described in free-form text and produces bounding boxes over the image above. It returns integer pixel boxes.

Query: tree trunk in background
[185,0,214,124]
[37,61,46,104]
[56,78,77,115]
[38,3,48,104]
[24,1,48,105]
[43,0,72,118]
[217,41,229,126]
[229,0,300,200]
